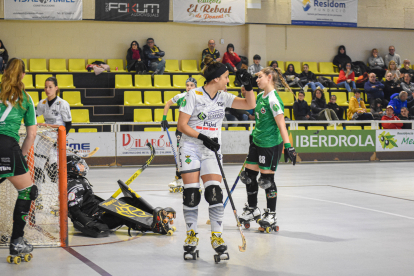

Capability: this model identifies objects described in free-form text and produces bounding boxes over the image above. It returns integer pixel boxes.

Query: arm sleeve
[269,95,284,117]
[337,70,346,83]
[68,206,93,226]
[171,93,186,104]
[179,90,196,115]
[60,101,72,122]
[24,94,37,126]
[378,57,385,67]
[233,53,241,63]
[364,82,372,92]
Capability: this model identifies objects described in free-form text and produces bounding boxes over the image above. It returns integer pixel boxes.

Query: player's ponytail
[261,67,296,100]
[45,77,60,97]
[0,58,27,108]
[202,55,228,84]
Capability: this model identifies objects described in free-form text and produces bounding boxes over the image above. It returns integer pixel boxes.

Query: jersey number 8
[259,155,265,164]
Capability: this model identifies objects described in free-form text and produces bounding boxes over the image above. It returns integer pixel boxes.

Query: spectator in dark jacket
[270,61,279,70]
[398,107,413,129]
[143,38,165,76]
[284,64,301,88]
[333,45,352,71]
[371,98,385,120]
[300,64,325,92]
[293,91,313,120]
[382,105,403,129]
[311,88,340,121]
[327,95,344,120]
[201,40,221,69]
[400,73,414,99]
[336,62,356,92]
[222,43,241,73]
[383,72,402,101]
[368,48,386,80]
[0,39,9,73]
[400,60,414,79]
[364,73,386,106]
[126,41,146,74]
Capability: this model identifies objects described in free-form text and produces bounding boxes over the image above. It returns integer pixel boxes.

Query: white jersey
[36,96,72,126]
[171,92,187,105]
[179,87,235,147]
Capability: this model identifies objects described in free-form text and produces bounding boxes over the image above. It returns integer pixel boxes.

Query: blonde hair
[260,67,296,100]
[0,58,27,108]
[372,48,378,55]
[388,60,397,71]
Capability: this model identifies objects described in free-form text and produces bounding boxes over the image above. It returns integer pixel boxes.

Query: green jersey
[252,90,284,148]
[171,92,187,106]
[0,93,37,143]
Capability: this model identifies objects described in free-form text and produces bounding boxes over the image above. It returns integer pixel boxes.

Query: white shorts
[179,141,223,176]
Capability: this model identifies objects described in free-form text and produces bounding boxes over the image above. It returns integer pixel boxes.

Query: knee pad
[204,181,223,205]
[258,173,274,190]
[183,183,201,208]
[17,185,38,201]
[240,168,259,185]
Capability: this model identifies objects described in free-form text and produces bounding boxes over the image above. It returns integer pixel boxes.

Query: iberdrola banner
[173,0,245,25]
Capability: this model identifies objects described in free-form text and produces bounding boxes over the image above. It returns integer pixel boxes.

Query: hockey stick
[38,133,99,158]
[165,127,180,172]
[111,142,155,198]
[213,149,246,252]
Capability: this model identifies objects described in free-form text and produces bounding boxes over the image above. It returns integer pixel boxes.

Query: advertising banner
[291,0,358,27]
[67,133,116,157]
[117,131,177,156]
[291,130,375,153]
[173,0,245,25]
[95,0,170,22]
[376,130,414,152]
[4,0,83,21]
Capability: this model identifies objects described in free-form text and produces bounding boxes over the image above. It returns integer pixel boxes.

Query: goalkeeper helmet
[67,155,89,177]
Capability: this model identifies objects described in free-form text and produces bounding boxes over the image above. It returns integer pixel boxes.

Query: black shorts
[0,134,29,178]
[246,142,283,171]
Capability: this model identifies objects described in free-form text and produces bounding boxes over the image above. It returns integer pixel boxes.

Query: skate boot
[183,230,199,260]
[238,204,261,229]
[211,232,229,263]
[7,237,33,265]
[168,176,183,193]
[257,208,279,233]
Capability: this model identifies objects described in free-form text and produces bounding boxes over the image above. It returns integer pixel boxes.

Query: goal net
[0,125,68,247]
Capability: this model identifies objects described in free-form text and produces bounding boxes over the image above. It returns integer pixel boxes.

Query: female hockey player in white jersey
[161,77,197,192]
[177,56,255,260]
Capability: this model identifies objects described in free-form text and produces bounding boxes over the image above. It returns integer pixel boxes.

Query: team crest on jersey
[56,101,60,105]
[181,99,187,107]
[185,155,192,164]
[272,104,280,112]
[42,100,46,104]
[197,112,207,120]
[195,91,203,96]
[261,107,266,114]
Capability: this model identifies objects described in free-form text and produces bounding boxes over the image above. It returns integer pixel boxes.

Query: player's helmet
[67,155,89,177]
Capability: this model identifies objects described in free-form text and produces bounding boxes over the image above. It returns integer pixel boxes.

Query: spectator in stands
[248,54,263,77]
[0,40,8,73]
[389,91,414,116]
[201,40,221,69]
[368,48,386,80]
[143,38,165,76]
[126,41,146,74]
[347,89,373,120]
[328,95,344,120]
[371,98,385,120]
[381,105,403,129]
[336,62,356,92]
[283,64,301,87]
[399,60,414,79]
[400,73,414,99]
[222,43,241,73]
[384,46,401,69]
[241,85,255,121]
[333,45,352,71]
[383,72,403,101]
[293,90,313,120]
[364,73,386,107]
[299,64,326,93]
[398,107,413,129]
[270,61,279,70]
[387,60,401,82]
[311,88,340,121]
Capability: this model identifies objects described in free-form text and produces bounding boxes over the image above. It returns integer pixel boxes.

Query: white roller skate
[169,176,183,193]
[183,230,199,260]
[7,237,34,265]
[211,232,229,263]
[257,208,279,233]
[238,204,261,229]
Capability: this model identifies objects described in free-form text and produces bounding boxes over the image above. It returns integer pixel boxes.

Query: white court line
[284,194,414,220]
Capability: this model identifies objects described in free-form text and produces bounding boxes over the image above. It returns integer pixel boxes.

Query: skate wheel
[244,223,250,229]
[166,230,173,236]
[266,227,271,233]
[171,226,176,232]
[193,253,197,260]
[24,254,32,262]
[169,189,173,193]
[39,205,43,210]
[179,187,183,193]
[163,218,169,224]
[274,225,279,232]
[256,218,261,224]
[258,227,265,232]
[169,220,174,225]
[13,256,21,264]
[7,256,12,264]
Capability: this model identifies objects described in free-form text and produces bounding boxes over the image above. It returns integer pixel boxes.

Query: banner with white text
[173,0,245,25]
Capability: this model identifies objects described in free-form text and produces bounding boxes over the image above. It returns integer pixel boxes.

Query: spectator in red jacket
[382,105,403,129]
[336,62,356,92]
[222,43,242,73]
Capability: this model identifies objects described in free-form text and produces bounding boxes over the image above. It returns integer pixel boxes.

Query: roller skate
[7,237,33,265]
[169,176,183,193]
[50,204,60,217]
[238,204,261,229]
[151,207,177,236]
[35,194,43,211]
[211,232,229,263]
[183,230,199,260]
[257,208,279,233]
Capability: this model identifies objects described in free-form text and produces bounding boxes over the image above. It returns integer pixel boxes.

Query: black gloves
[161,120,169,131]
[198,134,220,152]
[236,69,253,91]
[284,147,296,165]
[86,221,109,233]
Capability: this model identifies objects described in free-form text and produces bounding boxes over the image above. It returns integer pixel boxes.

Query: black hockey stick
[213,149,246,252]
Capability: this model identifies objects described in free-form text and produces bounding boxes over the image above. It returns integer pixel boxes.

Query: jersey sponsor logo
[203,121,217,128]
[272,104,280,112]
[195,91,203,96]
[185,155,192,164]
[196,126,218,131]
[207,110,224,119]
[68,192,76,201]
[197,112,207,120]
[181,99,187,107]
[0,166,11,171]
[261,107,266,114]
[1,157,10,163]
[217,102,224,107]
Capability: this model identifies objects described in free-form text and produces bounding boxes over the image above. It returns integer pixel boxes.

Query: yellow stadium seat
[78,128,98,133]
[345,126,362,130]
[228,91,240,97]
[319,62,337,75]
[27,92,39,106]
[331,92,348,106]
[144,91,163,106]
[87,59,104,64]
[107,59,126,72]
[115,75,133,88]
[168,127,177,131]
[364,126,372,130]
[144,127,162,132]
[22,74,35,89]
[68,59,87,72]
[154,109,173,122]
[173,75,190,88]
[164,91,181,102]
[192,74,206,86]
[324,92,330,103]
[71,109,90,123]
[276,61,285,73]
[56,74,76,88]
[165,60,180,72]
[21,59,29,72]
[35,74,53,89]
[228,75,237,88]
[135,75,153,88]
[37,115,45,123]
[69,129,76,133]
[124,91,143,106]
[49,59,68,72]
[30,59,48,72]
[308,126,324,130]
[63,91,83,107]
[288,126,306,130]
[285,61,301,71]
[134,109,152,122]
[228,127,246,131]
[181,60,198,73]
[174,109,179,121]
[284,108,291,118]
[303,62,319,73]
[278,92,295,106]
[154,75,172,88]
[221,127,226,131]
[0,74,2,81]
